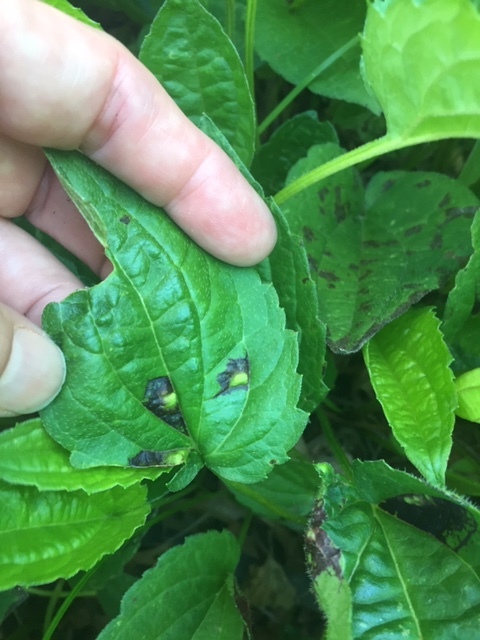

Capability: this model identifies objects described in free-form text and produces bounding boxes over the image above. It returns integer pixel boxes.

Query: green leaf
[227,453,318,526]
[0,588,27,626]
[139,0,255,166]
[443,211,480,339]
[455,368,480,423]
[364,308,456,486]
[255,0,377,112]
[0,419,165,493]
[0,481,148,590]
[362,0,480,142]
[267,204,328,412]
[282,143,479,352]
[306,461,480,639]
[41,0,100,29]
[252,112,338,196]
[40,149,306,485]
[97,530,245,640]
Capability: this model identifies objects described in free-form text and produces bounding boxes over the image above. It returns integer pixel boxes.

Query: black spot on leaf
[430,232,443,250]
[349,263,359,271]
[381,179,396,192]
[143,377,187,434]
[439,193,452,208]
[303,226,315,242]
[318,187,329,202]
[119,215,131,224]
[363,240,381,248]
[129,450,172,467]
[334,186,347,223]
[416,179,431,188]
[319,271,340,283]
[380,494,477,552]
[446,206,478,220]
[216,357,249,396]
[404,224,423,236]
[305,502,342,580]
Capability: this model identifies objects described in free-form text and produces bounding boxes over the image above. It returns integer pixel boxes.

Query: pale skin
[0,0,277,417]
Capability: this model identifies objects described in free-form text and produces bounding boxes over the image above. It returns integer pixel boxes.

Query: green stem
[274,134,407,204]
[226,0,235,41]
[42,570,95,640]
[237,511,253,548]
[28,587,96,598]
[244,0,257,100]
[258,35,359,136]
[42,580,64,637]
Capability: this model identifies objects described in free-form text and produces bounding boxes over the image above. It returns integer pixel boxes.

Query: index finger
[0,0,276,266]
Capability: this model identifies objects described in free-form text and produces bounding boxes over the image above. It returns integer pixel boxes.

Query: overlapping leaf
[364,308,457,486]
[97,531,245,640]
[140,0,255,166]
[0,481,148,590]
[362,0,480,142]
[282,143,479,352]
[306,461,480,640]
[0,419,164,493]
[40,149,305,484]
[255,0,377,111]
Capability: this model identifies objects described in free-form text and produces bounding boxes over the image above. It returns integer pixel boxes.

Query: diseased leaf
[364,308,457,486]
[41,149,306,485]
[139,0,255,166]
[255,0,377,112]
[97,531,245,640]
[282,143,479,352]
[0,419,165,493]
[443,211,480,339]
[306,461,480,640]
[362,0,480,141]
[252,112,338,196]
[0,481,149,590]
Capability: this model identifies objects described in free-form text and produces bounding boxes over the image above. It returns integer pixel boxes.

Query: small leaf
[251,112,338,196]
[443,211,480,339]
[455,368,480,423]
[306,461,480,639]
[283,143,479,352]
[255,0,377,112]
[362,0,480,141]
[139,0,255,166]
[41,149,306,485]
[0,419,166,493]
[97,530,246,640]
[0,481,149,590]
[227,453,319,526]
[364,308,456,486]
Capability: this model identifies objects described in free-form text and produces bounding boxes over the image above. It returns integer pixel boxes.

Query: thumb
[0,303,65,417]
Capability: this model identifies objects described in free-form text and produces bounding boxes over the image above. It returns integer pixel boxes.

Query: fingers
[0,218,83,325]
[0,303,65,417]
[0,0,276,266]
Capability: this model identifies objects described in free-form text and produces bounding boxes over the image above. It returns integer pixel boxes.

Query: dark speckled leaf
[282,143,479,353]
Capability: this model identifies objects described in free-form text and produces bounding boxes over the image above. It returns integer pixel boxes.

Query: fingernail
[0,328,66,417]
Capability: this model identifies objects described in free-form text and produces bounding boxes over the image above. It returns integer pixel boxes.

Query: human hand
[0,0,276,417]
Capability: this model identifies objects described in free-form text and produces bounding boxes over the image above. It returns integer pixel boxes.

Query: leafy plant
[2,0,480,638]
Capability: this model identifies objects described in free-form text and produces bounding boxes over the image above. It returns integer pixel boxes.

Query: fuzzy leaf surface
[362,0,480,141]
[283,143,479,352]
[0,481,148,590]
[364,308,457,486]
[41,150,305,484]
[306,461,480,640]
[0,420,164,493]
[97,531,245,640]
[255,0,377,111]
[140,0,255,166]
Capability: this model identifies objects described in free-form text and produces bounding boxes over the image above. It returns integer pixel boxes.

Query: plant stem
[237,511,253,548]
[244,0,257,100]
[274,134,406,204]
[226,0,235,41]
[317,410,353,480]
[42,570,95,640]
[258,35,359,136]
